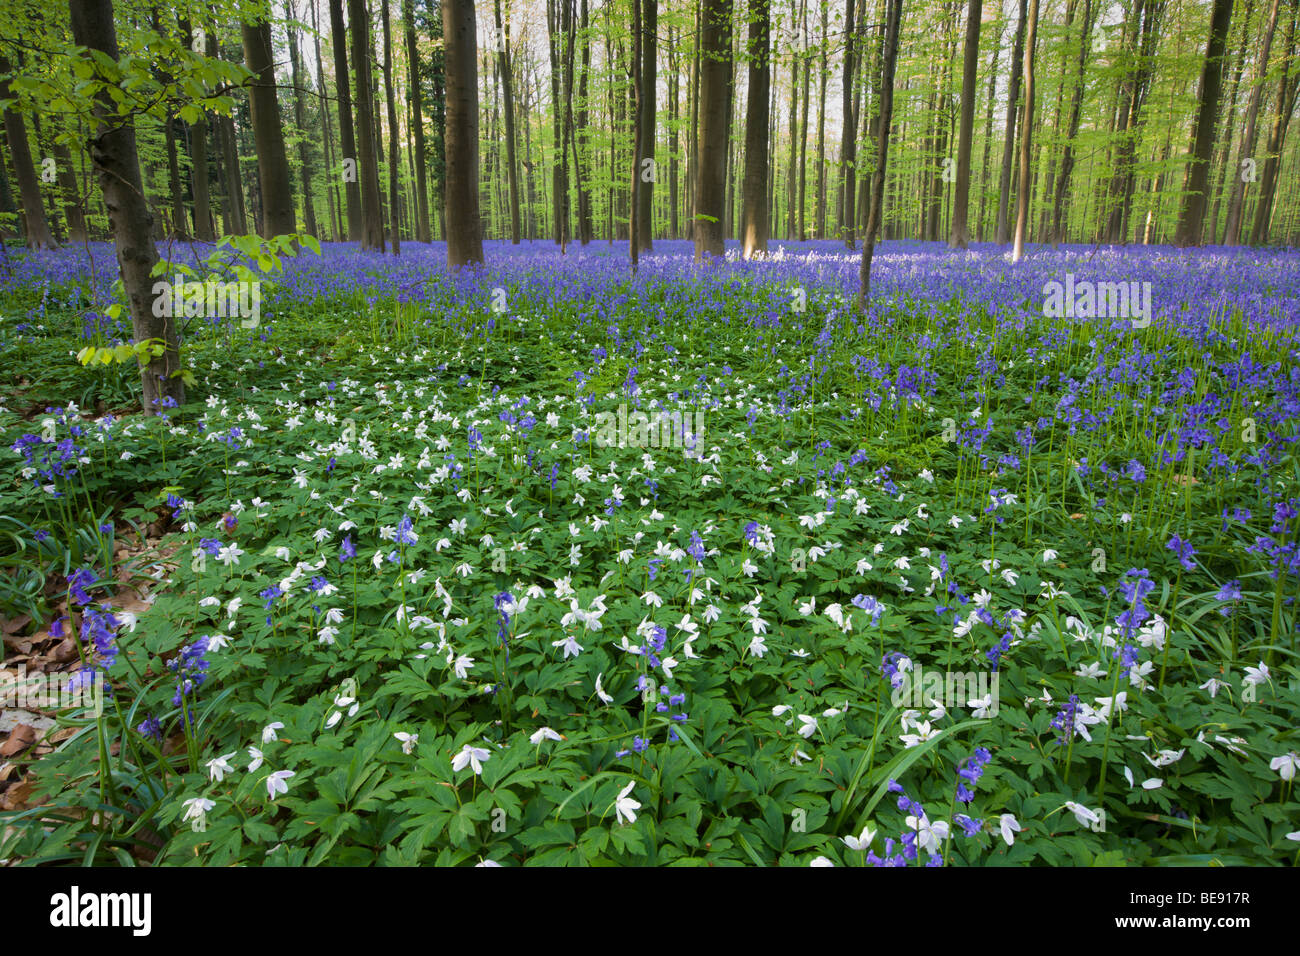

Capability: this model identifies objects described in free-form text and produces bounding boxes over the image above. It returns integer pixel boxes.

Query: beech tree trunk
[493,0,521,244]
[1010,0,1038,262]
[329,0,363,240]
[741,0,770,258]
[1175,0,1233,247]
[381,0,401,253]
[948,0,980,248]
[635,0,657,253]
[1225,0,1283,245]
[286,1,319,238]
[858,0,902,306]
[995,0,1027,244]
[348,0,385,249]
[69,0,183,409]
[242,18,298,237]
[694,0,732,260]
[1051,0,1093,245]
[443,0,484,266]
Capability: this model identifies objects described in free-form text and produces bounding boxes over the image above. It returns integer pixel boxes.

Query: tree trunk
[286,1,319,238]
[858,0,902,306]
[995,0,1027,244]
[948,0,980,248]
[185,110,214,241]
[1051,0,1093,245]
[976,12,1003,241]
[1252,0,1300,245]
[330,0,363,240]
[70,0,183,408]
[493,0,521,243]
[444,0,484,266]
[1225,0,1282,245]
[742,0,770,257]
[694,0,732,259]
[218,113,248,234]
[1010,0,1038,262]
[634,0,657,252]
[1105,0,1164,244]
[165,113,188,239]
[815,0,827,238]
[381,0,401,252]
[347,0,385,249]
[1175,0,1233,247]
[242,19,298,237]
[310,1,342,240]
[840,0,858,247]
[50,139,88,243]
[577,0,594,244]
[668,23,680,239]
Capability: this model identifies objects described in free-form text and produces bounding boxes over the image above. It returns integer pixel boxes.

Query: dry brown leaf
[48,639,79,664]
[0,725,39,758]
[0,777,35,811]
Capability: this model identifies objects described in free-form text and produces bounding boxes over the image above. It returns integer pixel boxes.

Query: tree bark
[1010,0,1038,262]
[694,0,732,259]
[858,0,901,306]
[995,0,1027,244]
[741,0,770,257]
[492,0,521,244]
[1251,0,1300,245]
[329,0,363,240]
[381,0,401,252]
[443,0,484,266]
[1051,0,1093,245]
[242,18,298,237]
[1175,0,1233,247]
[839,0,858,247]
[69,0,183,408]
[347,0,385,249]
[948,0,980,248]
[1225,0,1282,245]
[286,1,319,238]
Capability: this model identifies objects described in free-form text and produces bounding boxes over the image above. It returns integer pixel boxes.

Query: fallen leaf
[0,725,39,758]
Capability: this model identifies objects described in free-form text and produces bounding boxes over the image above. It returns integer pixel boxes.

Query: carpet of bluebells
[1,238,1298,866]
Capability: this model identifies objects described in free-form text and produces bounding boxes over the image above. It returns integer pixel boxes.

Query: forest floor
[0,238,1297,865]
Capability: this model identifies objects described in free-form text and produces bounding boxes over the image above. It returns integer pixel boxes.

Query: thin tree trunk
[1226,0,1282,245]
[286,1,319,238]
[330,0,363,240]
[1252,0,1300,245]
[310,1,342,240]
[996,0,1028,244]
[858,0,902,306]
[815,0,827,238]
[1010,0,1039,261]
[178,16,213,241]
[1175,0,1234,246]
[381,0,401,252]
[976,12,1003,242]
[494,0,521,243]
[840,0,858,247]
[948,0,980,248]
[1052,0,1093,245]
